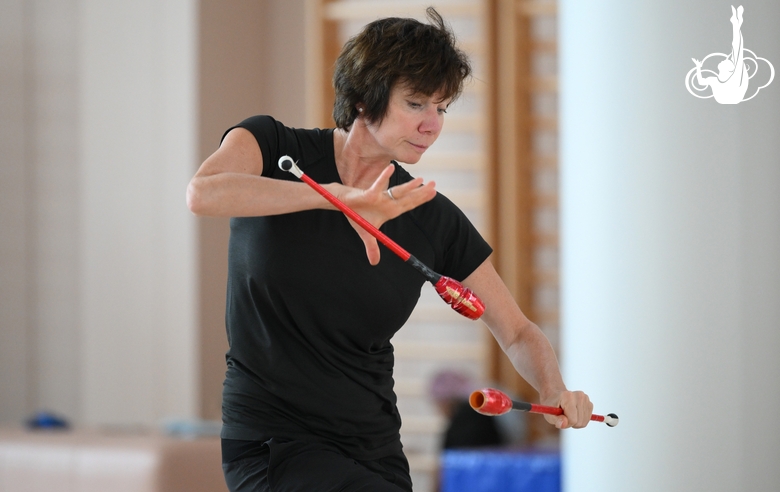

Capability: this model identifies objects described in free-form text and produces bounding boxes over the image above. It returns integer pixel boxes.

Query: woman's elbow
[186,179,208,216]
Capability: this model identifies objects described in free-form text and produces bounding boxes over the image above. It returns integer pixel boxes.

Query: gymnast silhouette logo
[685,5,774,104]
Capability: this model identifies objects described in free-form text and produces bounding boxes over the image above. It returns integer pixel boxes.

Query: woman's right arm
[186,127,329,217]
[187,125,437,263]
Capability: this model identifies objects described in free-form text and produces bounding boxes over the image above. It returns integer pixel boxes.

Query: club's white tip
[605,413,619,427]
[278,156,302,177]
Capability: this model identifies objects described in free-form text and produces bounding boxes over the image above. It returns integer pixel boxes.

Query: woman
[188,8,593,491]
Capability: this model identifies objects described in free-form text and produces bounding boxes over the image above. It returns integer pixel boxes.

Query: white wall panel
[560,1,780,490]
[78,0,198,425]
[28,0,81,425]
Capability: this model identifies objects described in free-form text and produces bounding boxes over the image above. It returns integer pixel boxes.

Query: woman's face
[364,84,450,164]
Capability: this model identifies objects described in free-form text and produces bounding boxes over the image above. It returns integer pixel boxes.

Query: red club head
[469,388,512,416]
[434,276,485,320]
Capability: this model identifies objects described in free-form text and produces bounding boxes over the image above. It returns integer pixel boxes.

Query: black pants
[222,439,413,492]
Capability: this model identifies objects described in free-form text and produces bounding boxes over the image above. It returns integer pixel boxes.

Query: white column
[29,0,82,426]
[78,0,198,425]
[560,1,780,490]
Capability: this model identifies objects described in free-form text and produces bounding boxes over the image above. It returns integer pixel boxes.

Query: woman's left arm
[462,259,594,429]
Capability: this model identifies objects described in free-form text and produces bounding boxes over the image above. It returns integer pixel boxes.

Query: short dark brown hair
[332,7,472,130]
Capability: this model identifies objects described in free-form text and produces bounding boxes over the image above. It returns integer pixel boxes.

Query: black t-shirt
[220,115,493,461]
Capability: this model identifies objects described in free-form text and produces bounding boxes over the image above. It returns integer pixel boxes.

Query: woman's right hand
[326,164,436,265]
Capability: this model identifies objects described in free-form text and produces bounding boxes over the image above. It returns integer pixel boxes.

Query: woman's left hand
[326,164,437,265]
[541,390,594,429]
[462,261,596,430]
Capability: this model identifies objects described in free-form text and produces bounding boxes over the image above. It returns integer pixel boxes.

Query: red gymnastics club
[278,156,485,320]
[470,388,619,427]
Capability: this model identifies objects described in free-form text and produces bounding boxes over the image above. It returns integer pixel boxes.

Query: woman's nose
[419,108,443,135]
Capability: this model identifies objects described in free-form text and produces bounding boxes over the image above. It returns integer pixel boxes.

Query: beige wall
[0,0,33,423]
[196,0,306,420]
[196,0,265,423]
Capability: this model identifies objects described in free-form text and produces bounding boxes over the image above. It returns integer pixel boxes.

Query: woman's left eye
[437,107,448,115]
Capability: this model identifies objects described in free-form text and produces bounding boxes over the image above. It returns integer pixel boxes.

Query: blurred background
[1,0,778,491]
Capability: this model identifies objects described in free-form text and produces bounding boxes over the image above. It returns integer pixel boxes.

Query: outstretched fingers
[364,164,437,221]
[387,177,437,210]
[347,164,436,265]
[367,164,396,195]
[350,219,382,266]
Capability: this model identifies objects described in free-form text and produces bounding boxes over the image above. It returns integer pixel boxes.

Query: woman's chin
[396,153,424,165]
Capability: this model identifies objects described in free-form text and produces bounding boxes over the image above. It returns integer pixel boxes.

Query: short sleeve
[221,115,285,177]
[391,164,492,282]
[432,192,493,281]
[221,115,334,181]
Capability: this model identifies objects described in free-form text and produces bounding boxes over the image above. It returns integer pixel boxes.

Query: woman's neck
[333,125,392,188]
